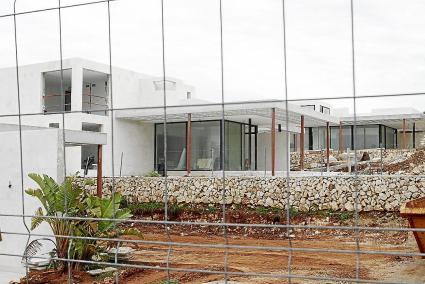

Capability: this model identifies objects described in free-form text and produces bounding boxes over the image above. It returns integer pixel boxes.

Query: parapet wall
[79,175,425,212]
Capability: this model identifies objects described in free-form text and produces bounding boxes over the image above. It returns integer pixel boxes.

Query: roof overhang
[115,100,340,132]
[341,112,425,130]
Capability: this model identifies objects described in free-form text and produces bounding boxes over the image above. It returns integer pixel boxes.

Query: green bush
[26,173,138,271]
[145,171,161,177]
[339,212,351,221]
[128,201,163,217]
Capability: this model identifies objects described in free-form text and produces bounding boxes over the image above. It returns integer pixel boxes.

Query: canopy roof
[115,100,340,133]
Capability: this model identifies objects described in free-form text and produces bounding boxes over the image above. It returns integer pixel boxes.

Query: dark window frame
[154,119,258,171]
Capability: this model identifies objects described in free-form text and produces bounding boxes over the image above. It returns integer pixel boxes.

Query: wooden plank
[97,144,103,197]
[300,115,305,171]
[271,108,276,176]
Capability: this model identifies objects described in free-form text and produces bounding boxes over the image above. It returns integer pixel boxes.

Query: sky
[1,0,425,114]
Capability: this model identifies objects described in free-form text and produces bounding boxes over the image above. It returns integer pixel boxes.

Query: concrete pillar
[71,65,83,112]
[326,122,330,169]
[187,113,192,175]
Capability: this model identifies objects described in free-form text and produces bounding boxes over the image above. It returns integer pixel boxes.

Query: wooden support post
[271,108,276,176]
[339,122,343,153]
[96,144,103,197]
[326,122,330,168]
[300,115,305,171]
[403,118,406,149]
[248,118,252,169]
[413,122,416,149]
[187,113,192,175]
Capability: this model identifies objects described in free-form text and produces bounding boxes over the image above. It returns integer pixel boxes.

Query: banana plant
[85,192,132,234]
[26,173,83,270]
[69,193,134,269]
[26,174,141,271]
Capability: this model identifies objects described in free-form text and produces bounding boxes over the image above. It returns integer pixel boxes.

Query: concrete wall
[0,129,60,279]
[111,120,155,176]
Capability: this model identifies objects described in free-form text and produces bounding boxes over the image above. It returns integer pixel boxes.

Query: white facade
[0,58,196,176]
[0,58,355,177]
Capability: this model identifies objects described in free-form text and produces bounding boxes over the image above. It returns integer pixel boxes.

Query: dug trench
[19,205,425,283]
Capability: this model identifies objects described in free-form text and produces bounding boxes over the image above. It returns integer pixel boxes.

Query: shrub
[339,212,351,221]
[26,173,138,271]
[145,171,161,177]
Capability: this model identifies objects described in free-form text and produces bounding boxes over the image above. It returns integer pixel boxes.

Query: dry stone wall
[79,175,425,212]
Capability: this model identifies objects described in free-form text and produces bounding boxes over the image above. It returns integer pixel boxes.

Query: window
[82,69,109,116]
[191,121,221,171]
[155,123,187,171]
[385,126,396,149]
[312,127,326,150]
[154,120,256,171]
[364,125,380,149]
[320,105,330,115]
[186,91,192,99]
[225,121,242,170]
[353,125,379,150]
[330,126,352,150]
[81,123,102,170]
[153,80,177,91]
[49,123,59,128]
[43,69,72,113]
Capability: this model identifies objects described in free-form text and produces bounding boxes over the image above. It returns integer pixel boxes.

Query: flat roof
[115,100,340,132]
[341,111,425,130]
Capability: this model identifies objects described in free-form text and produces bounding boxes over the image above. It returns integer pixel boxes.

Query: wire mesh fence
[0,0,425,283]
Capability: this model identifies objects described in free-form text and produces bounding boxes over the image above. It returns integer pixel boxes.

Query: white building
[0,58,337,178]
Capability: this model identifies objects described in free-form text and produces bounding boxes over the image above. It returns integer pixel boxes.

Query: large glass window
[330,126,352,150]
[330,127,338,150]
[191,121,221,171]
[312,127,326,150]
[354,125,379,149]
[364,125,380,149]
[225,121,242,171]
[155,123,187,171]
[385,127,396,149]
[43,69,72,113]
[155,120,255,171]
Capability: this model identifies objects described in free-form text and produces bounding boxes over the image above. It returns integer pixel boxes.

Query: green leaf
[31,207,45,230]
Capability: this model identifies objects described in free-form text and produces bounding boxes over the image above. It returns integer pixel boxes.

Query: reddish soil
[18,210,425,283]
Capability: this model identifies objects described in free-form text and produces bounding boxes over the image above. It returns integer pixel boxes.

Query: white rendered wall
[0,58,195,177]
[0,129,61,281]
[106,120,154,177]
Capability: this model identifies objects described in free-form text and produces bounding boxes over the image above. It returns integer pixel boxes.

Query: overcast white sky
[1,0,425,114]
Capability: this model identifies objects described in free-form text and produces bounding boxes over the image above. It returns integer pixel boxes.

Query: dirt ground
[20,211,425,283]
